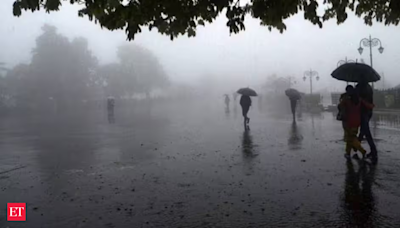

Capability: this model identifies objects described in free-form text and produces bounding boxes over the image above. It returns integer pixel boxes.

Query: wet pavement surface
[1,101,400,228]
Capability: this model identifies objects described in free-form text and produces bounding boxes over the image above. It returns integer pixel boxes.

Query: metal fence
[374,88,400,109]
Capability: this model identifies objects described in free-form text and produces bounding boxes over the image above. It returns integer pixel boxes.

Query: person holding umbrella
[338,86,374,159]
[332,62,380,160]
[356,82,378,160]
[285,88,301,122]
[237,87,257,125]
[224,94,230,109]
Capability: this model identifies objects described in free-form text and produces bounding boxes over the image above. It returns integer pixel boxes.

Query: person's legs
[290,100,296,121]
[360,114,378,156]
[344,127,351,157]
[342,121,346,141]
[358,112,369,141]
[352,139,366,155]
[242,106,249,122]
[244,106,250,123]
[348,127,366,159]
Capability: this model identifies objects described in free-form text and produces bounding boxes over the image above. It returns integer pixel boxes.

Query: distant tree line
[0,24,169,112]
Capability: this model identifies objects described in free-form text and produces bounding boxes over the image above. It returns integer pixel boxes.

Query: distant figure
[240,95,252,124]
[285,89,301,122]
[339,87,374,159]
[107,97,115,118]
[288,121,303,149]
[356,82,377,160]
[224,94,230,109]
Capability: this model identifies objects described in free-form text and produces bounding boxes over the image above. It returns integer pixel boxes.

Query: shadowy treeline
[0,24,169,114]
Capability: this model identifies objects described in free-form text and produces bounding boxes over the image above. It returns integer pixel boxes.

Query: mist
[2,0,400,95]
[3,1,400,227]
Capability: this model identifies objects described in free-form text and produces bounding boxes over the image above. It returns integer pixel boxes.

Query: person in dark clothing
[289,98,298,121]
[240,95,252,124]
[356,82,377,159]
[285,89,301,122]
[107,97,115,111]
[107,97,115,118]
[224,94,230,109]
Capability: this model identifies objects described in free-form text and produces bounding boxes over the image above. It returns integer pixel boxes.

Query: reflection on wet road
[1,102,400,228]
[341,160,377,228]
[288,121,303,150]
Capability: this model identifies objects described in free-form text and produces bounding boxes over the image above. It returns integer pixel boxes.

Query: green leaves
[13,1,22,16]
[45,0,61,12]
[11,0,400,40]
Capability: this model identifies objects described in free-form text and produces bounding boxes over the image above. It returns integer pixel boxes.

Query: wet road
[1,101,400,228]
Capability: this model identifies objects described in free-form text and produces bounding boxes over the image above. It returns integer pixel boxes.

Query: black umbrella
[237,87,258,97]
[285,88,301,100]
[331,62,381,83]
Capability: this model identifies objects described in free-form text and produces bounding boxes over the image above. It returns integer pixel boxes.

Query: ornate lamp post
[358,35,384,68]
[337,57,355,67]
[358,35,384,89]
[303,69,319,95]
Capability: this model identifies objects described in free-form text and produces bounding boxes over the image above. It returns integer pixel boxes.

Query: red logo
[7,203,26,221]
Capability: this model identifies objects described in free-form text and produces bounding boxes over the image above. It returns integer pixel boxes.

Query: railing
[374,88,400,109]
[330,88,400,109]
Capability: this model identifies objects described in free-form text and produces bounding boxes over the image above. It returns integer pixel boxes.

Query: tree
[9,24,99,110]
[12,0,400,40]
[0,62,8,109]
[116,44,169,97]
[30,25,95,108]
[263,74,293,93]
[2,64,31,108]
[96,44,168,99]
[96,63,126,98]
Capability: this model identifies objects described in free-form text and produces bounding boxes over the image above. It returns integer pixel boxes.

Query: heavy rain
[1,0,400,227]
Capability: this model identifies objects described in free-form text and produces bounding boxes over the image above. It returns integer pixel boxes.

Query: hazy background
[1,0,400,94]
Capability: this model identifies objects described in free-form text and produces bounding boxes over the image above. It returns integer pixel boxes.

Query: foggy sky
[1,0,400,94]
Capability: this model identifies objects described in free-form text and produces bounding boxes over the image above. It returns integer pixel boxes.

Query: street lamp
[337,57,355,67]
[358,35,384,89]
[358,35,384,68]
[358,36,385,67]
[303,69,319,94]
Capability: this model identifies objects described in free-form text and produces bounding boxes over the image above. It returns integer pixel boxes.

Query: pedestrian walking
[107,97,115,123]
[331,62,380,161]
[240,95,252,124]
[356,82,378,160]
[339,86,374,159]
[224,94,230,109]
[285,88,301,122]
[338,85,354,140]
[236,87,257,126]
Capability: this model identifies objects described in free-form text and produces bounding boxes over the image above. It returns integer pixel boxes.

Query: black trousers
[290,100,297,117]
[241,105,250,118]
[358,112,377,155]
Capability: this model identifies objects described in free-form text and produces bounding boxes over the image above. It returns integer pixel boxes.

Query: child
[339,87,374,159]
